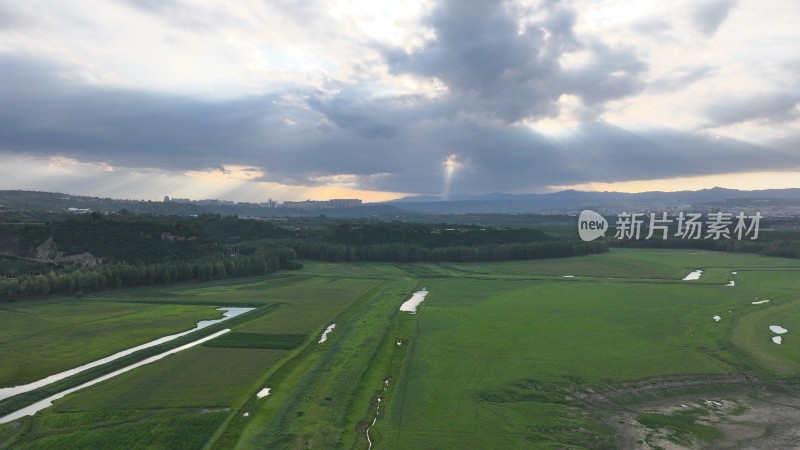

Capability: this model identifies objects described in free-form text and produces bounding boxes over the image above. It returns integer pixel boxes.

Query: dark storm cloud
[693,0,737,37]
[3,0,800,199]
[382,0,571,122]
[704,92,800,126]
[307,93,399,138]
[0,55,434,188]
[548,123,795,183]
[561,40,646,107]
[0,56,295,171]
[382,0,644,122]
[2,52,800,196]
[351,120,800,194]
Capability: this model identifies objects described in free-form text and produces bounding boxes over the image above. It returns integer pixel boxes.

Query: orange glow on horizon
[300,185,411,202]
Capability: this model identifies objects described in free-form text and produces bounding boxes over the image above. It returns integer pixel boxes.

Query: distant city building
[197,199,235,206]
[161,195,361,209]
[329,198,363,208]
[282,198,363,209]
[260,198,278,208]
[164,196,192,203]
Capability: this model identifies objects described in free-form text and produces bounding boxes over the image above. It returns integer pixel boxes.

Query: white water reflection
[0,329,230,424]
[256,387,271,399]
[683,269,703,281]
[366,397,381,450]
[400,289,428,314]
[0,307,254,402]
[319,324,336,343]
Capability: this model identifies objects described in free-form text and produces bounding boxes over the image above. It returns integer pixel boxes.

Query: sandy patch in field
[713,316,721,322]
[752,300,770,305]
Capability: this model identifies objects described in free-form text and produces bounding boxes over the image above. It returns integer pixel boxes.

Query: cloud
[0,56,302,172]
[0,4,26,30]
[382,0,646,123]
[561,40,646,107]
[704,91,800,126]
[307,93,399,138]
[2,47,800,198]
[693,0,737,37]
[649,65,716,93]
[0,0,799,200]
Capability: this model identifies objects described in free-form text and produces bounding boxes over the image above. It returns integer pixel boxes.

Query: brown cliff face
[35,237,59,260]
[34,237,101,267]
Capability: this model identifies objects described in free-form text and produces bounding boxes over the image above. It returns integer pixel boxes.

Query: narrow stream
[0,329,231,424]
[0,307,254,402]
[366,397,381,450]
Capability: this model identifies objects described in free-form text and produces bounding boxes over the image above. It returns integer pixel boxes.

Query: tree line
[610,231,800,260]
[0,250,301,300]
[0,214,610,300]
[324,223,552,247]
[288,239,608,263]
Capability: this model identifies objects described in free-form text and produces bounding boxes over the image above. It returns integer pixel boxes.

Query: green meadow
[3,249,800,448]
[0,300,221,386]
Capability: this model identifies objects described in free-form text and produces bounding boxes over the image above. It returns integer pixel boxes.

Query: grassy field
[3,248,800,449]
[0,272,383,448]
[0,300,223,386]
[372,250,800,449]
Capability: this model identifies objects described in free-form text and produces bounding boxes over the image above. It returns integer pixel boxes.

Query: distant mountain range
[2,187,799,217]
[388,187,800,214]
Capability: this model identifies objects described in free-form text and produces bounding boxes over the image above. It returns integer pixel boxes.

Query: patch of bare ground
[197,407,230,414]
[568,374,754,407]
[575,378,800,449]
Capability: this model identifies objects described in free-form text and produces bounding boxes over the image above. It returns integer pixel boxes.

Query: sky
[0,0,799,203]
